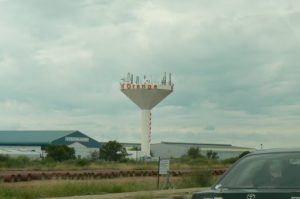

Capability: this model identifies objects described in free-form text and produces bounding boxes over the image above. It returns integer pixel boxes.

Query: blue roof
[0,130,76,145]
[52,131,100,148]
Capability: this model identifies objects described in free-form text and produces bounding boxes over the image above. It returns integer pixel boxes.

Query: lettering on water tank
[120,83,158,90]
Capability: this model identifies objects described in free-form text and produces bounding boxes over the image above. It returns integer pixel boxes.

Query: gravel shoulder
[45,187,208,199]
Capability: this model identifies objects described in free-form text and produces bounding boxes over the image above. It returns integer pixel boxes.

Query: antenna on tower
[161,72,167,85]
[127,73,131,82]
[130,74,134,83]
[169,73,172,85]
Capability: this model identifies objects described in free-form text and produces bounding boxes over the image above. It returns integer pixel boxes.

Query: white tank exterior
[120,73,174,157]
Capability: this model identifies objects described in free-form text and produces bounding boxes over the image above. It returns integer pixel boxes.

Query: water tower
[120,72,174,157]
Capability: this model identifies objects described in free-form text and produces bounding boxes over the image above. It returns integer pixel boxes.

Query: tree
[187,147,204,158]
[206,150,219,160]
[46,145,75,162]
[99,140,127,161]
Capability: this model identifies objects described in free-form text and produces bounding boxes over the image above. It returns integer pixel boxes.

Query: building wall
[151,143,189,159]
[68,142,98,159]
[52,131,100,148]
[151,143,255,160]
[51,131,100,159]
[0,144,99,159]
[0,146,42,159]
[0,131,100,159]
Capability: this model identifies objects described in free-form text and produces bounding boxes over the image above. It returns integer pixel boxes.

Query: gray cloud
[1,0,300,149]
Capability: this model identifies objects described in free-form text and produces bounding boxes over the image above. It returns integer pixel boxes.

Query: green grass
[0,154,233,171]
[0,155,227,199]
[0,168,216,199]
[0,172,214,199]
[0,155,160,171]
[0,179,158,199]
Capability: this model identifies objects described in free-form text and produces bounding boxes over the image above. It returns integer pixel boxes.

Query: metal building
[0,130,100,159]
[117,141,255,160]
[151,142,256,160]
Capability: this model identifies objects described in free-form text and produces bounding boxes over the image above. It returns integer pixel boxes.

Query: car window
[216,152,300,189]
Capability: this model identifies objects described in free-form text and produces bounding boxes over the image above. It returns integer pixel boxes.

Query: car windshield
[216,152,300,189]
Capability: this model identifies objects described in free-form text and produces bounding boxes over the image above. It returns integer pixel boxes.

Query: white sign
[65,137,89,142]
[159,159,170,175]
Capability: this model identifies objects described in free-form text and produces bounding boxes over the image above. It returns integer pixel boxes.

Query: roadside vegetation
[0,143,251,199]
[0,155,158,171]
[0,176,208,199]
[0,178,157,199]
[0,143,250,171]
[0,151,245,171]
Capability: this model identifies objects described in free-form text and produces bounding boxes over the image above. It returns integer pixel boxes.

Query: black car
[192,148,300,199]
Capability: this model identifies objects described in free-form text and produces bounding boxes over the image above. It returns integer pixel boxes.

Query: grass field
[0,176,200,199]
[0,155,232,171]
[0,155,230,198]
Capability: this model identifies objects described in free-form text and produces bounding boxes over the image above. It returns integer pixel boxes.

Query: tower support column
[141,109,151,157]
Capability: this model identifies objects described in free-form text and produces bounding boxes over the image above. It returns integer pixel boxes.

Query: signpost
[157,157,170,189]
[159,159,170,175]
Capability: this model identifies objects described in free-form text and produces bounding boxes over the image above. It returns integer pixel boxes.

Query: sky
[0,0,300,149]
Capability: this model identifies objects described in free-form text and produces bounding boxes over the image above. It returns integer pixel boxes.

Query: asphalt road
[44,187,209,199]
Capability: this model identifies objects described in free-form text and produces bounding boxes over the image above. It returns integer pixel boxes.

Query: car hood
[192,188,300,199]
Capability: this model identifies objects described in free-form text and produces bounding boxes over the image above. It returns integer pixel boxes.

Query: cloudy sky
[1,0,300,149]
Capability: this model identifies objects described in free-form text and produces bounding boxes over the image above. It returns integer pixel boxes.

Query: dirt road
[45,187,208,199]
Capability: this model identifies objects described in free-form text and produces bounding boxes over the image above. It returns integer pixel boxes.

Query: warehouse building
[151,141,255,160]
[0,131,100,159]
[122,141,255,160]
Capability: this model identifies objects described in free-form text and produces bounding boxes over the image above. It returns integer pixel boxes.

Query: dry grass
[0,176,189,199]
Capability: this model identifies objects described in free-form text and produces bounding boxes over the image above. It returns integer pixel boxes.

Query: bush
[99,140,127,162]
[76,159,91,167]
[178,168,213,188]
[206,150,219,160]
[187,147,205,159]
[191,168,213,187]
[0,155,31,168]
[46,145,75,162]
[0,154,9,161]
[177,155,208,165]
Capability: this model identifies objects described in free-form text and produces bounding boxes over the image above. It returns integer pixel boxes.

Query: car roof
[250,148,300,155]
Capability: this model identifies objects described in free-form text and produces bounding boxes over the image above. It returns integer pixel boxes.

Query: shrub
[99,140,127,161]
[190,168,213,187]
[46,145,75,162]
[76,159,91,167]
[0,154,9,161]
[178,168,213,188]
[187,147,204,159]
[206,150,219,160]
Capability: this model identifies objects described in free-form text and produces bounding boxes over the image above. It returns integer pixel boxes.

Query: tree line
[45,140,127,162]
[0,140,251,163]
[45,141,250,164]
